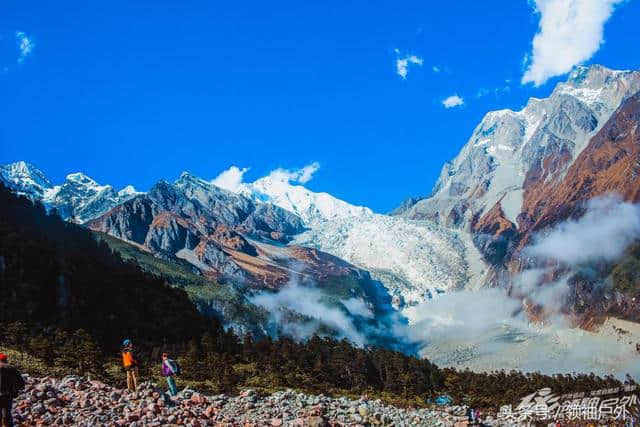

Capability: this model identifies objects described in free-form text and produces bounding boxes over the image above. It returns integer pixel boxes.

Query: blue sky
[1,0,639,212]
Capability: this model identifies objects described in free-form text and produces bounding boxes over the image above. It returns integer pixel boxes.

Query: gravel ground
[10,375,488,426]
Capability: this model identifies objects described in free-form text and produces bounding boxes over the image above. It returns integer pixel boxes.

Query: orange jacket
[122,350,136,367]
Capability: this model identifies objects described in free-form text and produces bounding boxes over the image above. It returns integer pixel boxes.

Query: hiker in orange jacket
[121,339,139,392]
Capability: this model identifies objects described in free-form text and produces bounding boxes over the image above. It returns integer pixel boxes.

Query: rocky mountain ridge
[1,160,482,326]
[0,161,140,223]
[400,65,640,233]
[85,173,371,292]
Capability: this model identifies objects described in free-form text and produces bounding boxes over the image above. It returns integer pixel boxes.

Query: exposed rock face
[401,65,640,235]
[520,90,640,239]
[482,89,640,272]
[91,197,155,244]
[506,90,640,323]
[471,199,518,267]
[145,212,200,254]
[87,174,375,291]
[193,237,248,283]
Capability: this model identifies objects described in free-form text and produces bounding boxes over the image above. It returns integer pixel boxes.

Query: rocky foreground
[11,375,486,426]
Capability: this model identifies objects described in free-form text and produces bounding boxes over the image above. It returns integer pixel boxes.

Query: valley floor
[421,316,640,380]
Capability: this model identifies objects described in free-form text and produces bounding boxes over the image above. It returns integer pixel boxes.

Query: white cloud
[211,166,249,192]
[526,195,640,265]
[522,0,623,86]
[394,48,423,79]
[250,267,367,345]
[212,162,320,193]
[342,298,374,319]
[266,162,320,184]
[432,66,440,73]
[15,31,35,64]
[442,94,464,108]
[511,195,640,317]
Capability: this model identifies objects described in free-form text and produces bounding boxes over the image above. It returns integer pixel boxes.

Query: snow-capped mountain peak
[65,172,99,186]
[118,185,138,197]
[402,64,640,227]
[0,161,53,198]
[0,161,140,223]
[236,176,373,227]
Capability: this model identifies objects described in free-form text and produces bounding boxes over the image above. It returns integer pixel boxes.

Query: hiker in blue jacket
[161,353,180,396]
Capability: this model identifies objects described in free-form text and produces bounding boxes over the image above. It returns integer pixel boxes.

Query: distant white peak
[2,161,52,188]
[118,185,139,197]
[236,175,372,226]
[178,171,195,180]
[65,172,98,186]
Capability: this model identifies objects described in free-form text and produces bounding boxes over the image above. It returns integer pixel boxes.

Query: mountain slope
[401,65,640,236]
[86,173,401,345]
[217,169,485,314]
[518,89,640,240]
[393,64,640,331]
[0,161,140,222]
[95,231,269,337]
[0,182,454,404]
[510,90,640,324]
[87,174,310,288]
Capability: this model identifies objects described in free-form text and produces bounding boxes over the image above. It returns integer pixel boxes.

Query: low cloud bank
[514,196,640,314]
[249,261,415,353]
[527,196,640,265]
[251,281,369,346]
[408,196,640,377]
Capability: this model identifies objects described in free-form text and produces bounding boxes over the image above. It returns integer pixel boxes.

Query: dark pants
[0,396,13,427]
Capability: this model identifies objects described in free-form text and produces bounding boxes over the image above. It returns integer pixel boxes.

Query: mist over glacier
[249,196,640,379]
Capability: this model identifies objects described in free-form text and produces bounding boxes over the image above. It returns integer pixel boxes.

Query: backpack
[168,359,181,375]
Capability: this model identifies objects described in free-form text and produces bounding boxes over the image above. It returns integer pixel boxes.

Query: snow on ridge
[406,65,640,228]
[204,167,482,314]
[230,175,373,227]
[0,161,53,197]
[0,161,140,223]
